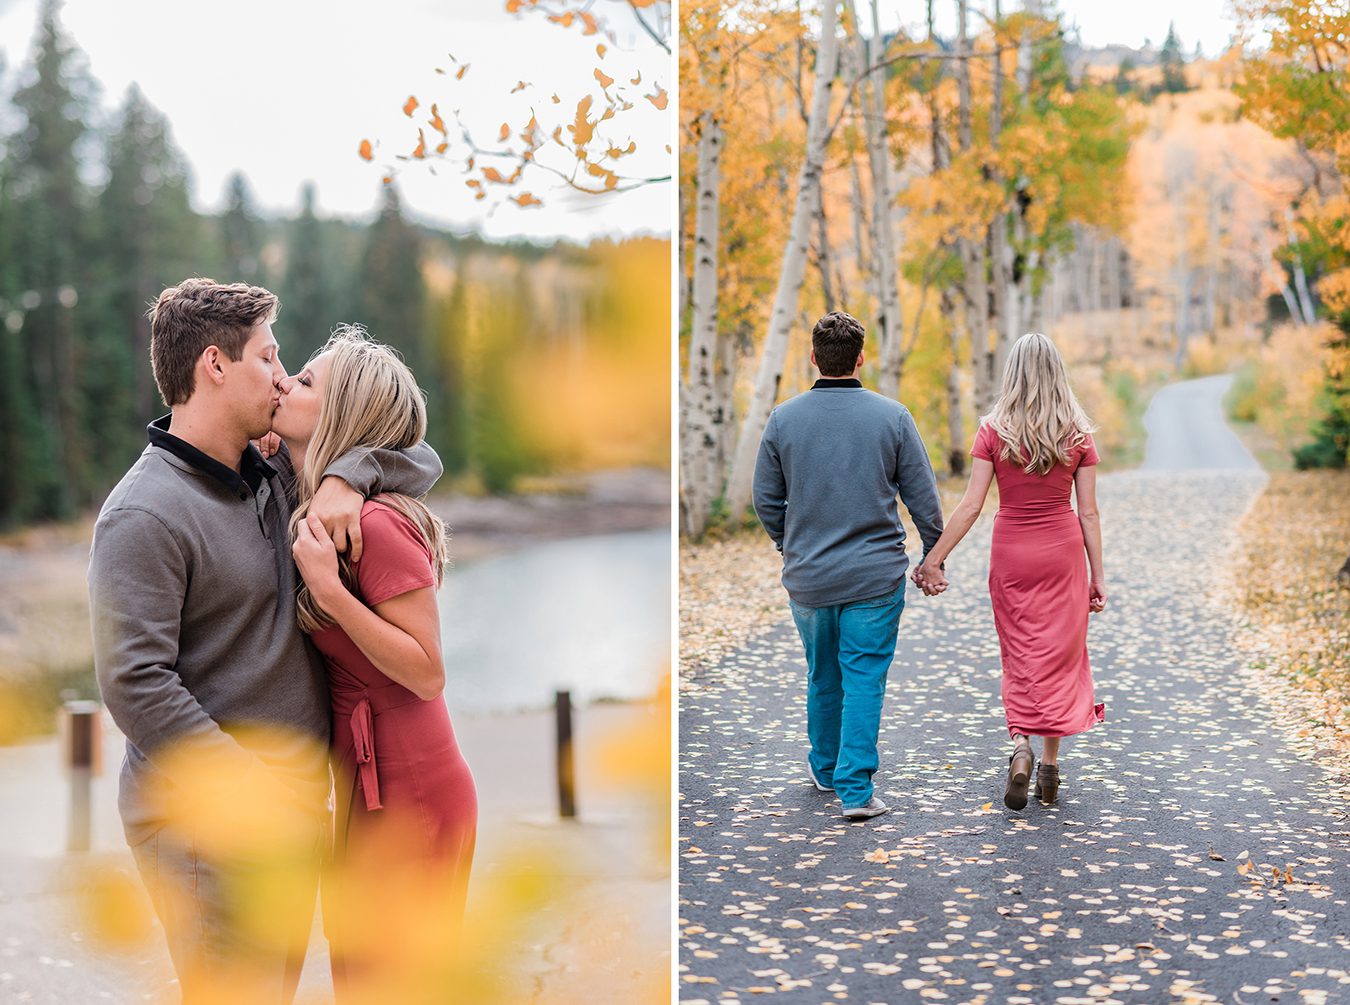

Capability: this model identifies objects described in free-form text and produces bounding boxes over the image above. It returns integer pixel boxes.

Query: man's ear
[199,346,227,388]
[809,349,817,370]
[856,350,865,371]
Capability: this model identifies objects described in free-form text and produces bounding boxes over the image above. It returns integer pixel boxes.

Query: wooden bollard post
[555,690,576,819]
[63,700,102,853]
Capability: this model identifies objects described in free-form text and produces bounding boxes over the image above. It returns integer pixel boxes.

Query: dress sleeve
[1079,432,1101,468]
[354,504,437,607]
[971,423,996,461]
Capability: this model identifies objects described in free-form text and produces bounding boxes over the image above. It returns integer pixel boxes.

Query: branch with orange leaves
[359,0,670,207]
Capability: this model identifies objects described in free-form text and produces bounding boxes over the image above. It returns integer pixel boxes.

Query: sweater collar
[148,415,276,498]
[811,378,863,389]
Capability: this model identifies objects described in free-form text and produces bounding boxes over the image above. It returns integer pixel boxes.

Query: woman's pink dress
[972,423,1105,738]
[310,500,477,986]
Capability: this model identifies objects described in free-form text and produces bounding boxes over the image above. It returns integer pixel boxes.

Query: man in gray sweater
[753,311,947,820]
[88,279,442,1002]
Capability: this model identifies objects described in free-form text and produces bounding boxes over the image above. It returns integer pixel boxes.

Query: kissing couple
[90,279,476,1002]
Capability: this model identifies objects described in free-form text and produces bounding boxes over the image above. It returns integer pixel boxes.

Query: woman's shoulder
[357,498,432,554]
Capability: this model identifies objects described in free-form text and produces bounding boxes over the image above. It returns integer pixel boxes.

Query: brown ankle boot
[1035,762,1060,803]
[1004,743,1034,810]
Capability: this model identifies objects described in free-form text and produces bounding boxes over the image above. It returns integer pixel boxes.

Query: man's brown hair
[148,279,279,406]
[811,310,866,377]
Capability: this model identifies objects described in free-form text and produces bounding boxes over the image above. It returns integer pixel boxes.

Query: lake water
[437,528,669,715]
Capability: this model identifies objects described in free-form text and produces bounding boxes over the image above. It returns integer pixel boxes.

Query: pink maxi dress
[972,424,1106,738]
[310,500,477,991]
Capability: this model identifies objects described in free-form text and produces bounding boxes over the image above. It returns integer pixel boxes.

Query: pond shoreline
[0,467,670,742]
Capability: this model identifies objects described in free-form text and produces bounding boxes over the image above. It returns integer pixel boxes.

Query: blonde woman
[276,326,476,991]
[913,333,1105,811]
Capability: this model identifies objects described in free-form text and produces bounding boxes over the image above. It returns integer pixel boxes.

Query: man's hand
[309,476,365,562]
[252,432,282,459]
[912,562,948,597]
[292,514,342,606]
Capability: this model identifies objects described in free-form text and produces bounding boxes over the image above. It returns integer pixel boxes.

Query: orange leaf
[465,179,482,189]
[358,139,374,161]
[499,122,511,142]
[456,65,469,80]
[436,141,448,154]
[511,80,528,93]
[579,12,598,34]
[570,94,596,147]
[596,43,608,58]
[482,167,505,183]
[505,0,524,11]
[429,103,446,135]
[630,72,642,85]
[586,162,607,177]
[512,192,542,207]
[551,93,561,104]
[403,95,418,117]
[600,106,615,122]
[381,175,392,185]
[548,12,574,26]
[595,68,614,89]
[412,129,426,159]
[604,171,618,191]
[646,85,668,110]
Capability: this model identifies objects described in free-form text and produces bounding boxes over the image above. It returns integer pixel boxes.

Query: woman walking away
[913,332,1106,810]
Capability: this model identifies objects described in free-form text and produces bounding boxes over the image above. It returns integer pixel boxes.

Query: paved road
[679,380,1349,1004]
[1142,374,1261,472]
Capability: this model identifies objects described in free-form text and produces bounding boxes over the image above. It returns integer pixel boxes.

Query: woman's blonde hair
[290,325,448,633]
[982,332,1097,476]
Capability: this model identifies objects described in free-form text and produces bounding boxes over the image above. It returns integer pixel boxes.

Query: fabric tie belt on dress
[339,683,426,813]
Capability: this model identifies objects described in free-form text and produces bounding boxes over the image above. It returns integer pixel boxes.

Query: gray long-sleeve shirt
[752,383,945,607]
[88,417,442,844]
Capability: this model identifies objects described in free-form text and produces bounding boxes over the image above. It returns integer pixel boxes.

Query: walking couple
[89,279,475,1002]
[752,310,1107,820]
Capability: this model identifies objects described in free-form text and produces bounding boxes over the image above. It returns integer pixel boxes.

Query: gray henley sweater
[752,382,945,607]
[89,418,441,844]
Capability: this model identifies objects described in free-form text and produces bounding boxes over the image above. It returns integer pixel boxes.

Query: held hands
[912,561,949,597]
[292,514,342,605]
[1089,578,1107,614]
[310,476,365,561]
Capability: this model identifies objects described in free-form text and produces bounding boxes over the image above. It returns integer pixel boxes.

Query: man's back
[753,383,944,608]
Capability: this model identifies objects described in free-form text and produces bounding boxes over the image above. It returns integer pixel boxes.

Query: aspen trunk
[680,111,726,538]
[724,0,841,519]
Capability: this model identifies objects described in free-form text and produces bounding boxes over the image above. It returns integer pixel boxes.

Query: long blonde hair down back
[290,325,448,633]
[982,332,1097,476]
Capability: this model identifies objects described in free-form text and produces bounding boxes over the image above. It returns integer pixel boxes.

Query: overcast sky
[0,0,673,243]
[0,1,1237,241]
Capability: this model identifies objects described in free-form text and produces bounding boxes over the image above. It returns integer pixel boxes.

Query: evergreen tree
[359,183,429,377]
[281,181,332,360]
[96,84,199,458]
[221,170,265,286]
[426,267,471,475]
[1113,58,1135,95]
[1160,23,1187,94]
[6,0,99,519]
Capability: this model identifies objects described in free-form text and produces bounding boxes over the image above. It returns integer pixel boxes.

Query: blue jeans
[789,581,906,808]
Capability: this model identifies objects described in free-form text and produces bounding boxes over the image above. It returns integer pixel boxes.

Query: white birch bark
[680,111,725,538]
[724,1,841,518]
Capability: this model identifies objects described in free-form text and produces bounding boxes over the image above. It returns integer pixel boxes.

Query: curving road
[679,379,1349,1004]
[1142,374,1261,472]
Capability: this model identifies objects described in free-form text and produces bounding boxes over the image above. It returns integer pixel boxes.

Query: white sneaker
[841,797,889,820]
[809,759,834,792]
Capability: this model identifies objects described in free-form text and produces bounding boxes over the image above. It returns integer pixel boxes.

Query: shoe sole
[841,804,889,820]
[1004,761,1031,811]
